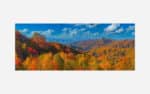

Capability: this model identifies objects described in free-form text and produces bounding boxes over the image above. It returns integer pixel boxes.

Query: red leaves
[27,47,38,55]
[15,56,21,66]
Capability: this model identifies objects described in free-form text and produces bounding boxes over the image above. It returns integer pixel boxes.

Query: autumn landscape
[15,24,135,70]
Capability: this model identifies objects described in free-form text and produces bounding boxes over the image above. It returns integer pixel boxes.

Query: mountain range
[16,31,134,57]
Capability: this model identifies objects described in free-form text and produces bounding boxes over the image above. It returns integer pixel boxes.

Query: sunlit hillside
[15,31,134,70]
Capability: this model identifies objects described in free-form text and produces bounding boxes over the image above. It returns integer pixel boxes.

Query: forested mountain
[15,31,135,70]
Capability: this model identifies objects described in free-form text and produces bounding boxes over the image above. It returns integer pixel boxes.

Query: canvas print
[15,23,135,70]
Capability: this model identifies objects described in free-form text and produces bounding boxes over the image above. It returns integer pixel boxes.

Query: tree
[15,54,23,70]
[38,52,53,70]
[54,53,64,70]
[23,56,39,70]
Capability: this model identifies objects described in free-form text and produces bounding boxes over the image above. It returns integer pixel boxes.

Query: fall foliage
[15,31,135,70]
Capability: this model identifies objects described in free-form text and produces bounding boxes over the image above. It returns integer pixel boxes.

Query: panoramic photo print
[15,23,135,70]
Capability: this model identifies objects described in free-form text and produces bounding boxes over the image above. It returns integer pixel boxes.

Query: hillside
[16,31,80,61]
[70,38,134,51]
[15,31,135,70]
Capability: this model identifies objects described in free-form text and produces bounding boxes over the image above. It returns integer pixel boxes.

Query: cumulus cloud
[70,31,77,36]
[62,27,71,32]
[68,29,78,36]
[41,29,54,36]
[25,29,55,38]
[25,31,40,37]
[20,28,28,33]
[61,27,86,37]
[126,25,135,32]
[80,28,86,31]
[83,31,100,39]
[60,26,101,40]
[18,28,32,37]
[115,28,123,33]
[19,28,28,34]
[104,24,120,32]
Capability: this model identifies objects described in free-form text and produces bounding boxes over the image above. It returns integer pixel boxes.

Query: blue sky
[16,23,135,44]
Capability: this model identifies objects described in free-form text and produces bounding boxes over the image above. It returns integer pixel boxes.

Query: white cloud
[70,31,77,36]
[63,27,86,32]
[41,29,54,36]
[60,26,100,39]
[115,28,123,33]
[24,31,36,38]
[104,24,120,32]
[83,31,100,38]
[20,28,28,33]
[27,31,40,37]
[62,27,71,32]
[126,25,135,32]
[29,29,54,38]
[69,28,80,36]
[18,28,31,37]
[80,28,86,31]
[61,27,86,37]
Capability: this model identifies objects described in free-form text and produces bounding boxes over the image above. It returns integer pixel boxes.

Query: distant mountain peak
[69,38,113,51]
[32,32,45,41]
[31,32,48,47]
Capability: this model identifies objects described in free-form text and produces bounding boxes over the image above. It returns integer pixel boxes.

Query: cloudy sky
[16,23,135,44]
